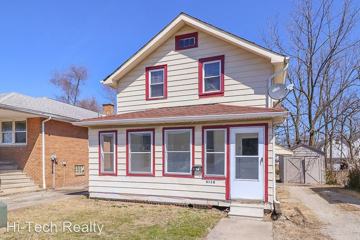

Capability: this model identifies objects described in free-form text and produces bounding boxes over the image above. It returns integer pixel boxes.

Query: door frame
[201,123,269,202]
[229,126,265,200]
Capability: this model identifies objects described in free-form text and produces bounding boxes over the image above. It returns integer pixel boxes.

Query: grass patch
[2,196,224,240]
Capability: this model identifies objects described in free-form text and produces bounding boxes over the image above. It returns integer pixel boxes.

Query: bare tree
[102,85,117,106]
[50,65,101,112]
[77,97,101,112]
[50,65,88,105]
[265,0,360,147]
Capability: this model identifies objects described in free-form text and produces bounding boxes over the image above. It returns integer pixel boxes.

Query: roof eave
[0,104,80,122]
[72,111,288,127]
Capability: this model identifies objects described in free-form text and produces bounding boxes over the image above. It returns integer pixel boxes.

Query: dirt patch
[311,186,360,213]
[273,185,329,240]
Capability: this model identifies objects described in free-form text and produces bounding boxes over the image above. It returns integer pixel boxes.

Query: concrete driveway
[287,185,360,240]
[0,186,87,211]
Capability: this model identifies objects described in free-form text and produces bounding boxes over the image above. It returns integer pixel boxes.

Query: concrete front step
[229,203,264,218]
[1,177,32,184]
[0,164,18,170]
[0,186,42,196]
[0,165,41,196]
[0,160,18,165]
[1,181,35,189]
[0,170,26,175]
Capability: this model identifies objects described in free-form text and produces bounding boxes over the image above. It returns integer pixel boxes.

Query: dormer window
[175,32,198,50]
[145,65,168,100]
[198,55,225,97]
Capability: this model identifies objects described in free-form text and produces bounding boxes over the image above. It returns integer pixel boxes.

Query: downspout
[42,116,52,189]
[272,127,280,204]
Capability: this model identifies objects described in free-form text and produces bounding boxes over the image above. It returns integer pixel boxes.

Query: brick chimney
[102,103,114,116]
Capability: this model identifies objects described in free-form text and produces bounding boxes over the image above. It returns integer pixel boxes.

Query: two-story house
[75,13,289,217]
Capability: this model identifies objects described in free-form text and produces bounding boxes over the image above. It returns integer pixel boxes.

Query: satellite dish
[267,61,293,100]
[268,83,293,100]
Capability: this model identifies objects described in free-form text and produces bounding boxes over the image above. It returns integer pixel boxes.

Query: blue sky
[0,0,291,103]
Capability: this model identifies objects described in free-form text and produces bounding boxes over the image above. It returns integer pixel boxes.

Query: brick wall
[0,117,89,188]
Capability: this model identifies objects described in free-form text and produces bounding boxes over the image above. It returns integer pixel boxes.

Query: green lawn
[3,196,224,240]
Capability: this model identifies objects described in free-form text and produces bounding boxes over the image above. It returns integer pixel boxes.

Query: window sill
[163,173,194,178]
[203,175,226,180]
[0,143,27,147]
[127,172,155,177]
[199,92,224,98]
[146,96,167,101]
[99,172,117,176]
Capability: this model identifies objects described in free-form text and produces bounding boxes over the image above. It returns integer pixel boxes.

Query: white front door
[230,127,264,200]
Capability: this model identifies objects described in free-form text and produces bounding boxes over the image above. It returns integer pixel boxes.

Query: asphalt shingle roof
[82,103,285,122]
[0,92,100,121]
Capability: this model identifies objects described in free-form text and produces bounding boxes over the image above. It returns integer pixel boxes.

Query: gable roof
[103,12,289,87]
[291,144,325,156]
[74,103,287,126]
[0,92,100,122]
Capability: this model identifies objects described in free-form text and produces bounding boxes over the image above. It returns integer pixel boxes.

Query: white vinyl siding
[88,120,275,204]
[116,26,272,114]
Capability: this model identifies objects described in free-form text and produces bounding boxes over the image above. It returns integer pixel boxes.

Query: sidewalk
[206,217,273,240]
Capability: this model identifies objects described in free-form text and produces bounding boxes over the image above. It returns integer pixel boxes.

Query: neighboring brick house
[0,92,99,193]
[75,13,289,218]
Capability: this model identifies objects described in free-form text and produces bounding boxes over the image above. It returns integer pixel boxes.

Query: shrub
[326,170,338,185]
[347,168,360,191]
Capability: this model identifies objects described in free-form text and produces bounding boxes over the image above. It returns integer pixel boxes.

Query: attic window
[175,32,198,50]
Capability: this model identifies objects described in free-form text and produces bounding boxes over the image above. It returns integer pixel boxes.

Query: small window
[74,165,85,176]
[204,129,226,177]
[99,131,117,175]
[127,130,154,176]
[15,121,26,143]
[164,128,193,176]
[146,65,167,100]
[199,55,225,97]
[1,120,27,144]
[175,32,198,50]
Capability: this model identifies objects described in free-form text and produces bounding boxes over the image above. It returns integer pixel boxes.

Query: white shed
[279,144,325,184]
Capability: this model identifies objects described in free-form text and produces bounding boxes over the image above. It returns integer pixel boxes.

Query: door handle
[260,157,264,164]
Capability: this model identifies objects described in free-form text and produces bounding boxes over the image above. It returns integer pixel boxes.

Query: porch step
[229,202,264,218]
[0,162,18,170]
[0,186,42,196]
[0,166,41,196]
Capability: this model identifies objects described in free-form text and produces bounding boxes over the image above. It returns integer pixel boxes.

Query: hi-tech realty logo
[6,221,104,234]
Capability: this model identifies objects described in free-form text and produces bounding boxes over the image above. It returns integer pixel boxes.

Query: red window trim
[98,130,118,176]
[198,55,225,98]
[145,65,168,101]
[202,126,227,180]
[162,127,195,178]
[202,123,268,202]
[126,128,155,177]
[175,32,198,50]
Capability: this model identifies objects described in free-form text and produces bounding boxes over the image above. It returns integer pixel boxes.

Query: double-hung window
[204,129,226,178]
[127,129,154,176]
[164,128,193,176]
[146,65,167,100]
[99,131,117,175]
[199,55,225,97]
[0,120,27,144]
